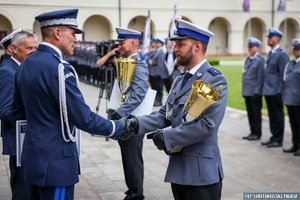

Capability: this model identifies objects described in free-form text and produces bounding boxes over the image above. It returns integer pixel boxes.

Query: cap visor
[116,38,126,42]
[70,26,83,34]
[169,35,188,41]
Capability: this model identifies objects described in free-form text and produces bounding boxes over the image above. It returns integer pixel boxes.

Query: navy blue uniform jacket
[0,56,19,155]
[13,44,123,187]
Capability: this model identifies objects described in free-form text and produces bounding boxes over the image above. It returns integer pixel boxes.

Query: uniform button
[173,114,177,117]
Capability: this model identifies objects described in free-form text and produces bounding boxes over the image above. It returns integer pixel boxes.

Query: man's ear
[53,27,61,41]
[132,39,139,47]
[193,40,202,52]
[10,44,18,54]
[130,39,135,46]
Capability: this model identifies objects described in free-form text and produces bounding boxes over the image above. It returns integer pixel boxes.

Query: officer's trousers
[244,95,262,137]
[287,105,300,148]
[171,180,222,200]
[118,134,144,198]
[265,95,284,142]
[30,185,74,200]
[9,155,32,200]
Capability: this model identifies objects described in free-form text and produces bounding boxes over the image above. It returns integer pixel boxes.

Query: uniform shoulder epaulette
[52,54,61,62]
[277,48,286,53]
[257,54,264,60]
[207,67,222,76]
[52,54,70,66]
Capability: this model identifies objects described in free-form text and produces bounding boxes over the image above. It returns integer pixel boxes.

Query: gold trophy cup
[182,80,221,122]
[171,80,221,154]
[115,58,137,104]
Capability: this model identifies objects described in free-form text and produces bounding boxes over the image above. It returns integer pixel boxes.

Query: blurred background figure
[109,27,149,200]
[282,38,300,156]
[261,27,289,148]
[148,39,165,106]
[0,29,38,200]
[242,37,265,141]
[162,39,176,93]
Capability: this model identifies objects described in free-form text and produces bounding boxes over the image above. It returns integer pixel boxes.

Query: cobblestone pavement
[1,82,299,200]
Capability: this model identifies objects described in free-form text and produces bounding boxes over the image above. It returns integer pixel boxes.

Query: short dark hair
[41,26,68,40]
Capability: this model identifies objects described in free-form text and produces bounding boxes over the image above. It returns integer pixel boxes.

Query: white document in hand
[108,79,157,116]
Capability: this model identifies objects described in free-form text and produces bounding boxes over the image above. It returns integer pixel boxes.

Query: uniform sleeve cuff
[108,120,116,137]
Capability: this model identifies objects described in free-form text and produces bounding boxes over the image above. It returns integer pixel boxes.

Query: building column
[228,29,244,55]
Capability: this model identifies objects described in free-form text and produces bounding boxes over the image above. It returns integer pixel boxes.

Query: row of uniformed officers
[242,28,300,157]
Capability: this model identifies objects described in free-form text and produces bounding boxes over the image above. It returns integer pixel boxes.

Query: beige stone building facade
[0,0,300,55]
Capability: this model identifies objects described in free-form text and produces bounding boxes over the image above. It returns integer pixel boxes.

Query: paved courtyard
[1,82,299,200]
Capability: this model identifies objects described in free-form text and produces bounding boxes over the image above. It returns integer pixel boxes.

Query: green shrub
[207,58,220,66]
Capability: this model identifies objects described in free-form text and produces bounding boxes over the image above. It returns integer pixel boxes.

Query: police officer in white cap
[110,27,148,200]
[261,27,290,148]
[282,39,300,156]
[0,28,23,65]
[0,29,37,200]
[126,19,227,200]
[12,9,132,199]
[242,37,265,141]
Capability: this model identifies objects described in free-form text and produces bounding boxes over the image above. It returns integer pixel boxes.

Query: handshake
[110,111,139,140]
[118,115,139,140]
[112,112,167,152]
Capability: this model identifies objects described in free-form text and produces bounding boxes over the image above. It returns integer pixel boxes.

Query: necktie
[267,51,272,63]
[181,72,193,89]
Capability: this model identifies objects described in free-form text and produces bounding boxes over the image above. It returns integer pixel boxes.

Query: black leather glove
[152,129,166,150]
[118,116,139,140]
[126,115,139,135]
[116,117,133,140]
[111,111,122,120]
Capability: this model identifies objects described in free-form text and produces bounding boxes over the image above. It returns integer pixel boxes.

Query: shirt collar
[128,52,138,59]
[295,57,300,63]
[41,42,63,59]
[250,52,259,60]
[187,59,207,75]
[10,56,21,66]
[271,45,280,54]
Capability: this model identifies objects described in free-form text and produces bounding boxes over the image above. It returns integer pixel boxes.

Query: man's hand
[152,129,166,150]
[111,111,122,120]
[118,115,139,140]
[126,115,139,135]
